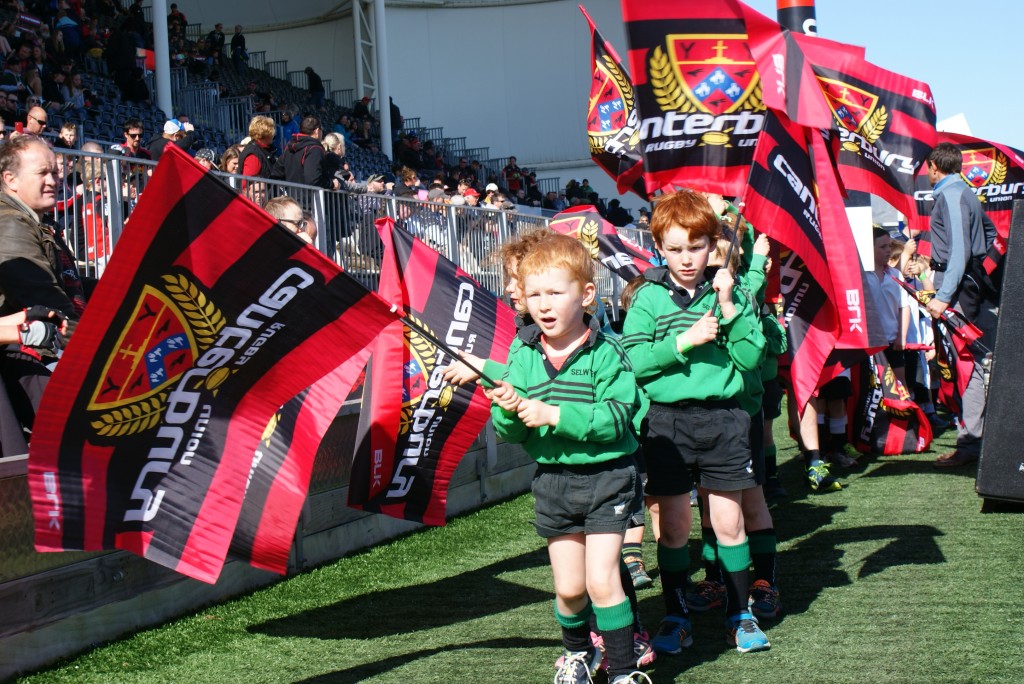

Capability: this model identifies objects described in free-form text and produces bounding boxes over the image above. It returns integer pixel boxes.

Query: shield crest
[819,77,879,133]
[88,285,197,411]
[588,63,628,136]
[669,34,758,115]
[961,148,999,187]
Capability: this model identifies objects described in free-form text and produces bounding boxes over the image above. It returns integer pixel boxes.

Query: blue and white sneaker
[725,612,771,653]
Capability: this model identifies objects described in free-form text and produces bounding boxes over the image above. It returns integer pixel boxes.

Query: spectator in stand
[264,196,313,245]
[1,56,27,101]
[231,25,247,77]
[0,94,16,122]
[167,4,188,35]
[565,178,585,202]
[193,148,216,171]
[553,192,568,211]
[0,22,12,59]
[322,132,349,184]
[206,23,226,67]
[502,155,524,194]
[463,186,480,207]
[580,178,595,197]
[23,105,47,136]
[606,199,633,227]
[389,96,403,136]
[352,118,376,150]
[41,70,66,113]
[220,144,242,174]
[115,118,151,159]
[396,134,424,171]
[275,104,300,154]
[588,192,608,218]
[332,113,354,144]
[237,116,279,179]
[542,190,559,211]
[55,11,83,63]
[0,135,85,325]
[281,115,339,190]
[305,66,325,108]
[394,166,421,196]
[352,95,371,121]
[636,207,650,228]
[525,173,543,206]
[55,122,77,150]
[149,118,196,161]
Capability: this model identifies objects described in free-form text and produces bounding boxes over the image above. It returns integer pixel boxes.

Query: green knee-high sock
[701,526,723,583]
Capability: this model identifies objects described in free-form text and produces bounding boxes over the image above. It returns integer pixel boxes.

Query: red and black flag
[580,5,647,199]
[551,205,655,282]
[913,132,1024,276]
[28,146,399,584]
[229,351,370,574]
[738,1,864,130]
[740,110,837,410]
[933,318,974,420]
[348,219,518,525]
[812,56,936,222]
[621,0,767,196]
[849,351,932,455]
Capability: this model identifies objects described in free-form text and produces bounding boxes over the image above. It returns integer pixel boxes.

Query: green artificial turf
[13,417,1024,683]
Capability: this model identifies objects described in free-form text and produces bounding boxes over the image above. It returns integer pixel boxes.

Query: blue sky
[742,0,1023,151]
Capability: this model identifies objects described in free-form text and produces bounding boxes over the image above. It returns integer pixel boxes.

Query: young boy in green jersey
[485,234,648,684]
[621,190,771,655]
[686,207,784,622]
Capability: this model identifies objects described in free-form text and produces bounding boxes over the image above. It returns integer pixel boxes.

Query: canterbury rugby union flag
[349,219,517,525]
[28,145,398,583]
[581,5,647,199]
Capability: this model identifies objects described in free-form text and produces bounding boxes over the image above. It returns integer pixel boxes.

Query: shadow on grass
[859,457,979,480]
[249,548,551,641]
[293,637,557,683]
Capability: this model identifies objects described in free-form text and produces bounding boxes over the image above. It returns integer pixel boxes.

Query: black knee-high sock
[718,540,752,619]
[748,528,777,585]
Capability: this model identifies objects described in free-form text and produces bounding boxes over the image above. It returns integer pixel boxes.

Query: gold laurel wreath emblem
[589,54,637,155]
[841,105,887,153]
[881,365,912,418]
[650,46,694,114]
[937,360,953,382]
[89,274,227,438]
[91,393,168,437]
[580,220,601,260]
[398,315,455,436]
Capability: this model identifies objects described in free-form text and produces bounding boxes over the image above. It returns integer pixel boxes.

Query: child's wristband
[676,334,694,355]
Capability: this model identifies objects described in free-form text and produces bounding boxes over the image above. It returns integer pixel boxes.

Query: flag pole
[390,306,500,387]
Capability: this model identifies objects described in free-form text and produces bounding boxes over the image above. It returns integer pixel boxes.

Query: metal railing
[247,51,266,72]
[50,149,649,308]
[288,70,306,89]
[334,89,354,109]
[266,60,288,82]
[537,177,561,194]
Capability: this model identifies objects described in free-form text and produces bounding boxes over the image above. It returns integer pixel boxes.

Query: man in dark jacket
[148,119,196,161]
[281,116,338,189]
[305,66,325,108]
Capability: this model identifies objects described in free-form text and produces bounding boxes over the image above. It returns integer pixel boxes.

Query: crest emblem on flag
[648,34,764,146]
[87,273,225,438]
[961,148,1007,198]
[587,54,635,154]
[818,77,888,152]
[399,315,455,435]
[548,215,601,259]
